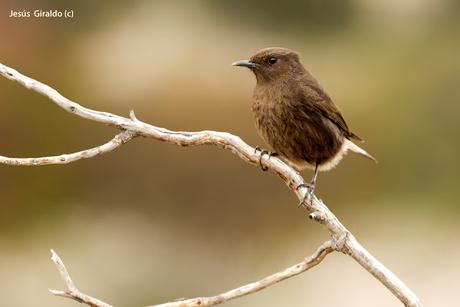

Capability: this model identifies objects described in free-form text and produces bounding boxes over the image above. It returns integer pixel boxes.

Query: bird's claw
[296,182,315,209]
[254,146,278,171]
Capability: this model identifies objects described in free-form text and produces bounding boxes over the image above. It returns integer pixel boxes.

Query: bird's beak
[232,60,257,68]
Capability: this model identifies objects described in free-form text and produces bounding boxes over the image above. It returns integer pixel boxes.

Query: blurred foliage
[205,0,354,34]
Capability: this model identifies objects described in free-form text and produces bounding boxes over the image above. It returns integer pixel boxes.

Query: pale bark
[0,62,422,307]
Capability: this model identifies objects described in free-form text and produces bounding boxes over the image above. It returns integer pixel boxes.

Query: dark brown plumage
[233,47,376,195]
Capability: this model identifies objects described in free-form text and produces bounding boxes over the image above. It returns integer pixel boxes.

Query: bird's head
[232,47,303,83]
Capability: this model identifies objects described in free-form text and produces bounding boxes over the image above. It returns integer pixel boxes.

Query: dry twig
[49,242,334,307]
[0,131,136,166]
[49,250,113,307]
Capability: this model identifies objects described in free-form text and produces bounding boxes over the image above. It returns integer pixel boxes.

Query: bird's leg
[297,163,319,209]
[254,146,278,171]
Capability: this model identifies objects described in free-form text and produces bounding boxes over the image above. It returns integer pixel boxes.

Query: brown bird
[233,47,376,201]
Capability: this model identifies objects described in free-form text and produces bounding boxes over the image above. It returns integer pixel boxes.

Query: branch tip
[49,289,66,296]
[129,109,138,121]
[0,132,135,166]
[50,249,58,261]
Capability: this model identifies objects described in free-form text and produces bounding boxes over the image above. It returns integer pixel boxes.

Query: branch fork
[49,249,113,307]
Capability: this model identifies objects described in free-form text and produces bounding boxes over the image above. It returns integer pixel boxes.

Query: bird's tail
[345,139,378,163]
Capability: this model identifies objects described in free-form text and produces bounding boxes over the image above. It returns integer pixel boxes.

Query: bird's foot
[296,182,316,209]
[254,146,278,171]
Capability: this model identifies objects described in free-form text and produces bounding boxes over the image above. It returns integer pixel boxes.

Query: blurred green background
[0,0,459,306]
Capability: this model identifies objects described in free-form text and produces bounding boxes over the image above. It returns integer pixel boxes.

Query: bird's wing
[314,99,363,141]
[300,82,363,142]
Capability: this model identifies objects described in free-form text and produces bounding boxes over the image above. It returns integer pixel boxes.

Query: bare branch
[0,130,137,166]
[0,62,422,307]
[49,242,333,307]
[49,249,113,307]
[150,240,334,307]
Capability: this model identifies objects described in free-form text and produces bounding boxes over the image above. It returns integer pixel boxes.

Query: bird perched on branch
[233,47,376,203]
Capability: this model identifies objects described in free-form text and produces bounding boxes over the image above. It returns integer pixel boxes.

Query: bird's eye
[268,57,278,65]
